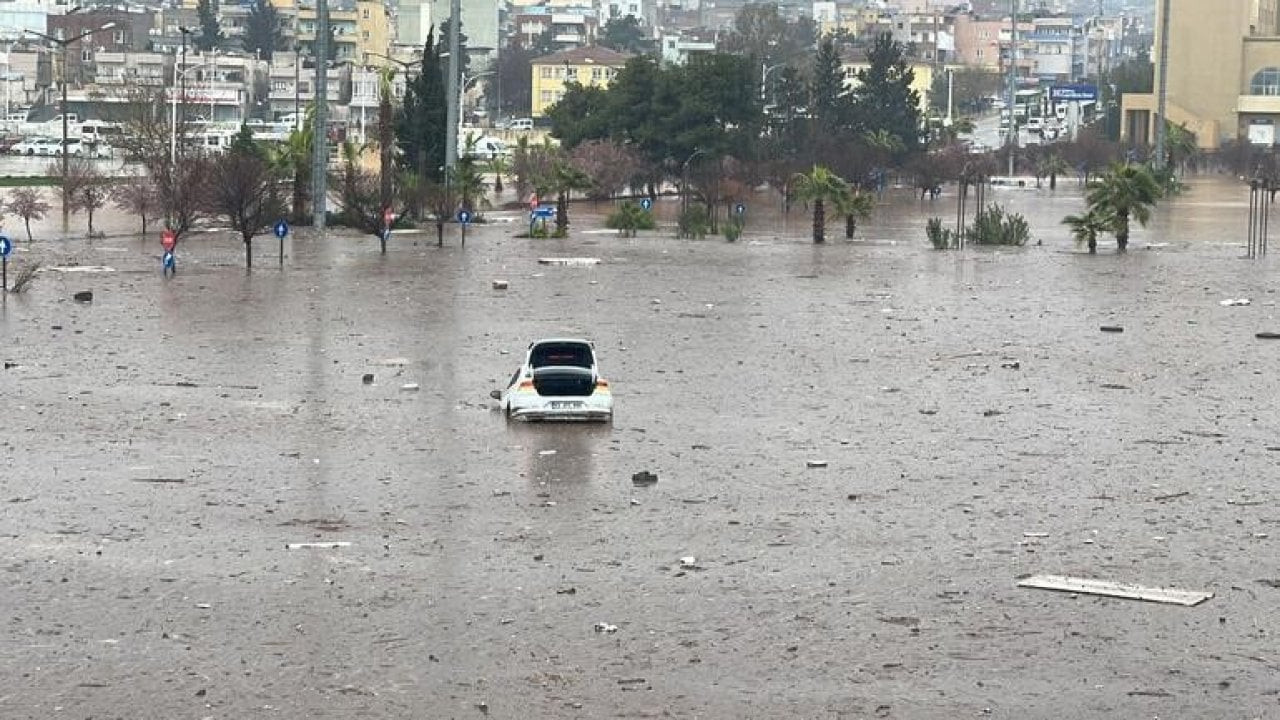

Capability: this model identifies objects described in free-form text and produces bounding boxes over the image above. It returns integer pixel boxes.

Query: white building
[0,0,69,42]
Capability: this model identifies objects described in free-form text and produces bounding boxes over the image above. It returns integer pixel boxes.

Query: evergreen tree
[809,37,851,133]
[195,0,222,52]
[243,0,283,61]
[395,30,448,183]
[849,33,922,154]
[600,15,652,54]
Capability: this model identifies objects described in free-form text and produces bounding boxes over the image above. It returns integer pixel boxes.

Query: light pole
[444,0,461,175]
[25,21,116,221]
[681,147,706,217]
[170,27,193,165]
[1006,0,1018,177]
[1153,0,1171,169]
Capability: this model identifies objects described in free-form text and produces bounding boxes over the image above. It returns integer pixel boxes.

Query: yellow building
[1123,0,1280,149]
[530,46,632,117]
[295,0,391,67]
[841,59,946,115]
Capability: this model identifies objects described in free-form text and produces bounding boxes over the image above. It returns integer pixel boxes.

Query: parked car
[13,137,54,155]
[491,338,613,422]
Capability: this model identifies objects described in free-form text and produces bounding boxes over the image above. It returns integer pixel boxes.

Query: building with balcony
[93,51,170,87]
[46,8,156,86]
[530,45,629,116]
[514,5,599,51]
[1122,0,1280,149]
[296,0,391,66]
[266,50,342,121]
[1027,16,1084,84]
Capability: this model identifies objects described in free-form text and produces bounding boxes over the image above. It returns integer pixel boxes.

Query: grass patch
[0,175,60,187]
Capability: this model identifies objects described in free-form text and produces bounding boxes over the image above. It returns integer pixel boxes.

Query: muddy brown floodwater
[1,176,1277,719]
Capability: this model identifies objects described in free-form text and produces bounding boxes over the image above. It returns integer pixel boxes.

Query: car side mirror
[489,389,502,400]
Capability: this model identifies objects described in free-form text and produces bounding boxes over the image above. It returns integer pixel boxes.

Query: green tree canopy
[850,34,922,154]
[600,15,653,54]
[396,29,448,182]
[195,0,223,52]
[243,0,284,61]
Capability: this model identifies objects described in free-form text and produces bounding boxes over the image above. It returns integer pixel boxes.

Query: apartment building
[530,45,629,116]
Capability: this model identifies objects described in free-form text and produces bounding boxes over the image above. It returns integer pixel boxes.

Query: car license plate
[550,401,583,410]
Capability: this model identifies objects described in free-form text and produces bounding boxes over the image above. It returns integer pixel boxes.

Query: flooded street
[1,176,1278,718]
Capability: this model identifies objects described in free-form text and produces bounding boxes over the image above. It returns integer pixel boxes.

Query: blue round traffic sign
[274,219,289,239]
[0,234,11,258]
[735,203,746,216]
[640,197,653,211]
[458,210,472,225]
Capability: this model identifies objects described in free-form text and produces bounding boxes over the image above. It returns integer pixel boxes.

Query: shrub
[968,204,1030,246]
[926,217,956,250]
[8,262,40,293]
[722,217,744,242]
[604,201,655,237]
[677,204,710,239]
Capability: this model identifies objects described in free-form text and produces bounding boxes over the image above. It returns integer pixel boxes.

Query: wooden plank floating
[1017,574,1213,607]
[285,541,351,550]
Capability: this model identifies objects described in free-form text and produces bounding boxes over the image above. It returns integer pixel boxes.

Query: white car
[491,338,613,422]
[12,137,53,155]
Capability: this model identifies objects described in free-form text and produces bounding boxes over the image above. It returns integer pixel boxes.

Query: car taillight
[595,379,610,390]
[517,380,535,391]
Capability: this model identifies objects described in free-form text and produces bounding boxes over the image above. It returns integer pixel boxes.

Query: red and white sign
[529,194,539,210]
[161,229,176,252]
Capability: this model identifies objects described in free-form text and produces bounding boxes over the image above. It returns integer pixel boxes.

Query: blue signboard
[274,219,289,239]
[531,205,556,219]
[1050,84,1098,102]
[639,197,653,211]
[458,210,472,225]
[735,203,746,216]
[0,234,11,258]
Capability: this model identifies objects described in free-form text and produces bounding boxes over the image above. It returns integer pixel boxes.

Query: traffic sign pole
[274,219,289,266]
[0,234,10,294]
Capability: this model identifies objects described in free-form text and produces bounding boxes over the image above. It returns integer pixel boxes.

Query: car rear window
[530,343,592,369]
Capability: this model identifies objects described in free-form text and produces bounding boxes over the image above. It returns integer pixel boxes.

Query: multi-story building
[295,0,391,66]
[658,29,714,65]
[93,51,170,87]
[0,50,41,115]
[1028,16,1084,84]
[1122,0,1280,149]
[176,51,257,122]
[513,5,600,51]
[46,8,156,85]
[266,49,343,122]
[953,13,1034,75]
[530,45,629,116]
[0,0,68,42]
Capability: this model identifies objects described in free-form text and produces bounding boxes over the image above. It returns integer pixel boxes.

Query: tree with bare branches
[110,176,161,237]
[207,133,284,269]
[5,187,51,241]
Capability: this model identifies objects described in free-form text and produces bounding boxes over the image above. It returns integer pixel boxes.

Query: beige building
[1123,0,1280,149]
[295,0,392,67]
[530,46,630,117]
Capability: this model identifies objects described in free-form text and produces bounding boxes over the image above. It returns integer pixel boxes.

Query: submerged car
[491,338,613,422]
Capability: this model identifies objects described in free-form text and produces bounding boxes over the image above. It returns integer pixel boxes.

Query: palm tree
[790,165,852,243]
[1086,163,1162,252]
[843,189,876,239]
[489,155,509,195]
[1062,208,1111,254]
[549,160,592,237]
[271,110,313,223]
[452,156,489,216]
[1037,154,1070,190]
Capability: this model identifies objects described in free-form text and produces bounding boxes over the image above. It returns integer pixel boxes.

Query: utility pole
[1006,0,1018,177]
[1152,0,1171,169]
[312,0,330,229]
[444,0,461,176]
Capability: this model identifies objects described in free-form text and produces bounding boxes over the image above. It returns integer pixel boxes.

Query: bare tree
[570,140,645,201]
[423,181,459,247]
[5,187,51,241]
[155,157,213,245]
[207,148,284,269]
[110,176,162,237]
[69,161,109,236]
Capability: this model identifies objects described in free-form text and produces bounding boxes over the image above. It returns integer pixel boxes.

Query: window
[272,80,288,92]
[362,8,369,18]
[362,30,369,40]
[540,66,552,78]
[1251,67,1280,95]
[541,90,553,103]
[565,66,577,80]
[591,67,602,80]
[113,30,125,43]
[82,48,92,62]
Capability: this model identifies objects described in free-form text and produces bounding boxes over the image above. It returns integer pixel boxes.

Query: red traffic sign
[528,193,539,210]
[161,229,176,252]
[383,207,395,226]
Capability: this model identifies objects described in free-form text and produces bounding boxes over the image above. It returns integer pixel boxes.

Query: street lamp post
[26,21,116,221]
[170,27,192,165]
[681,147,706,218]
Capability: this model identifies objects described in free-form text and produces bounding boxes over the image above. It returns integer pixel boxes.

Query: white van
[461,134,509,160]
[507,117,534,131]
